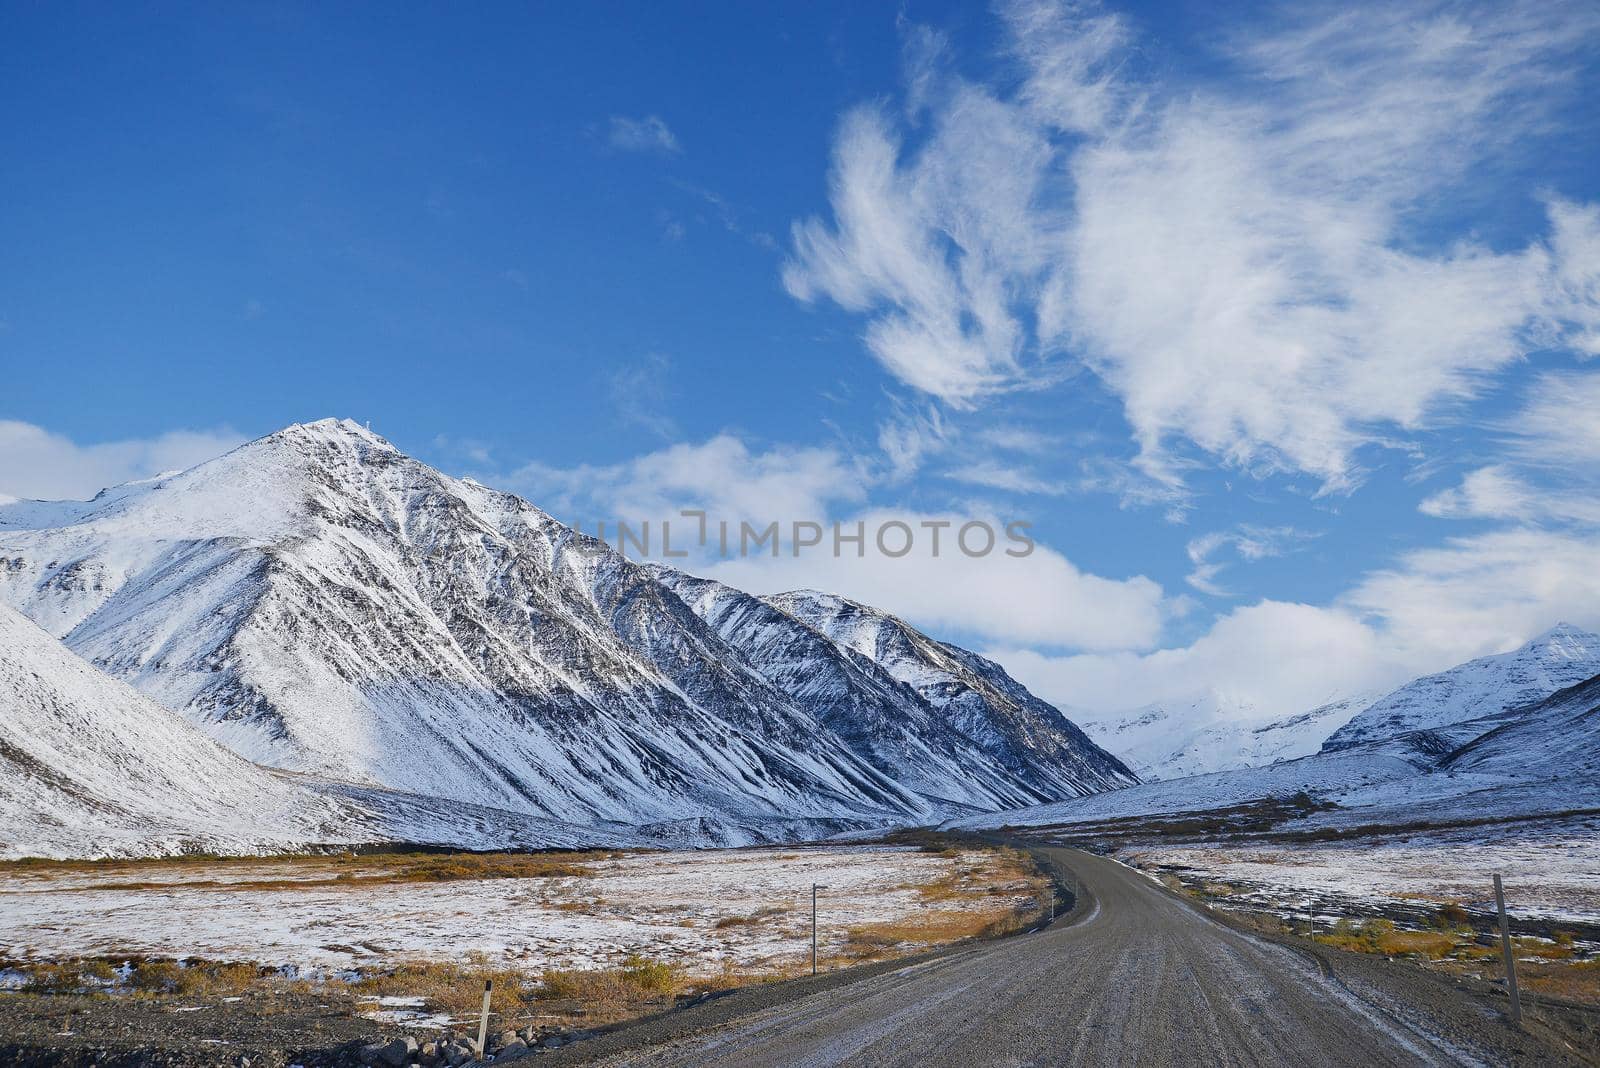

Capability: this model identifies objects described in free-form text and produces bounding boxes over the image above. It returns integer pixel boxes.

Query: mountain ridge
[0,419,1130,848]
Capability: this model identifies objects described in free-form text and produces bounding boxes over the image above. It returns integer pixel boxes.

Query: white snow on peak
[1323,623,1600,751]
[1080,690,1378,781]
[0,421,1136,852]
[0,600,350,858]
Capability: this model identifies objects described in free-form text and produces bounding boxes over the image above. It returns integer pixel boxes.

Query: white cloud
[1184,525,1315,597]
[976,426,1059,454]
[1004,522,1600,721]
[607,115,680,154]
[785,0,1600,492]
[993,600,1410,721]
[499,433,1169,652]
[0,421,243,502]
[703,507,1169,653]
[503,434,869,531]
[943,461,1063,496]
[875,403,947,482]
[783,96,1054,403]
[1418,466,1535,521]
[1421,371,1600,525]
[606,353,679,440]
[1509,369,1600,467]
[1345,527,1600,660]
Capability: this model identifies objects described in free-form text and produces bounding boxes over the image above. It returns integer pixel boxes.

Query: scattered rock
[375,1035,419,1067]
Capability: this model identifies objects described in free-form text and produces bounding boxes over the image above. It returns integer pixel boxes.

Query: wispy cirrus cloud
[1420,369,1600,525]
[784,0,1600,494]
[1184,525,1316,597]
[607,114,680,154]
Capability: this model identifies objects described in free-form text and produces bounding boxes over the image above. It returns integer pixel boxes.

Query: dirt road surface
[567,846,1593,1067]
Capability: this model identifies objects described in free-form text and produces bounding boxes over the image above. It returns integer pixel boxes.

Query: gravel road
[573,845,1592,1067]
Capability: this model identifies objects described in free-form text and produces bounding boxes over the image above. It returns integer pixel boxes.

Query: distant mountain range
[1079,692,1379,781]
[952,627,1600,835]
[1077,623,1600,781]
[0,420,1132,857]
[3,418,1593,859]
[1321,622,1600,751]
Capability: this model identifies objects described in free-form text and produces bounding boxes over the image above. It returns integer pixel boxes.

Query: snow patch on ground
[0,846,1033,976]
[1123,819,1600,925]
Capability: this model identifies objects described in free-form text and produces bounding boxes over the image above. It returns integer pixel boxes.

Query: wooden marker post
[1493,874,1523,1026]
[811,883,830,976]
[476,978,493,1061]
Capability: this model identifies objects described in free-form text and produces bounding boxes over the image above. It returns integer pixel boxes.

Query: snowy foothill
[0,845,1041,977]
[1121,818,1600,927]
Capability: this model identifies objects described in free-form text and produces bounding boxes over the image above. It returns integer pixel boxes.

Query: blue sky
[4,1,1599,718]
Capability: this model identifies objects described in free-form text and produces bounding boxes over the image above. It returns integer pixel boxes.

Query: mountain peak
[1322,620,1600,752]
[267,417,396,451]
[1530,621,1598,647]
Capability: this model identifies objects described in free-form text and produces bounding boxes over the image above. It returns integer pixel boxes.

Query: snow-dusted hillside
[0,600,660,858]
[653,570,1122,810]
[950,662,1600,836]
[0,420,1126,847]
[1080,692,1375,781]
[1322,623,1600,751]
[1438,672,1600,781]
[764,590,1136,797]
[0,600,353,857]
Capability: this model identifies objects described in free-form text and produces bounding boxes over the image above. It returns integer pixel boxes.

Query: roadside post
[476,978,493,1061]
[812,883,830,976]
[1492,874,1523,1026]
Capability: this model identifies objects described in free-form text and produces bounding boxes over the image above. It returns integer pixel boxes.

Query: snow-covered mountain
[1075,622,1600,781]
[1438,672,1600,781]
[653,571,1133,809]
[1322,623,1600,751]
[761,590,1136,797]
[1080,692,1375,781]
[0,598,679,858]
[950,653,1600,837]
[0,599,352,857]
[0,419,1127,846]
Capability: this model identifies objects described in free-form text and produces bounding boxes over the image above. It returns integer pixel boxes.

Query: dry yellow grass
[1,850,620,893]
[1520,958,1600,1005]
[713,905,789,929]
[1315,919,1459,960]
[9,957,265,998]
[5,839,1055,1029]
[533,955,686,1025]
[836,845,1051,965]
[841,905,1040,961]
[353,953,542,1019]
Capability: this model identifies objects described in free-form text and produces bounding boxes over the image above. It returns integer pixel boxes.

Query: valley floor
[0,843,1043,979]
[0,839,1050,1064]
[1123,814,1600,928]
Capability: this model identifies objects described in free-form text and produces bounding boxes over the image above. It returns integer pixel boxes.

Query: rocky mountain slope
[762,590,1136,798]
[0,599,664,858]
[1438,672,1600,781]
[0,420,1128,847]
[653,571,1132,809]
[1322,623,1600,751]
[0,599,352,857]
